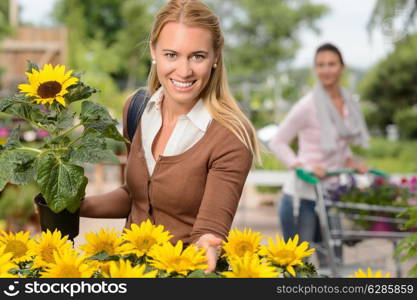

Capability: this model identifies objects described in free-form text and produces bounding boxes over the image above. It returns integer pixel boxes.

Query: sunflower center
[274,250,297,265]
[4,241,28,259]
[98,242,116,255]
[235,242,254,257]
[37,81,62,98]
[40,246,56,264]
[56,265,82,277]
[135,236,157,251]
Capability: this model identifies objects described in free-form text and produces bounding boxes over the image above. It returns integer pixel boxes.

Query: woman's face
[151,22,217,107]
[314,50,344,88]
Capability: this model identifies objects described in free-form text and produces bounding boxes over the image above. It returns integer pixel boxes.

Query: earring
[152,59,156,65]
[213,63,218,69]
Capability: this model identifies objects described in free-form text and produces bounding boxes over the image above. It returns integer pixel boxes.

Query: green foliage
[394,206,417,277]
[359,34,417,134]
[36,153,88,213]
[0,0,11,39]
[0,183,39,222]
[339,178,411,230]
[68,128,120,164]
[208,0,327,78]
[393,107,417,139]
[53,0,155,91]
[352,138,417,173]
[255,151,284,194]
[367,0,416,36]
[0,61,125,213]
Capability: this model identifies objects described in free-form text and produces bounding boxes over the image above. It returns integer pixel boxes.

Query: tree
[0,0,10,39]
[206,0,327,80]
[367,0,417,37]
[359,34,417,138]
[53,0,157,88]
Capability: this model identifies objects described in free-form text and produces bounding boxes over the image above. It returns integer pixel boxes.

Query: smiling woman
[80,0,261,274]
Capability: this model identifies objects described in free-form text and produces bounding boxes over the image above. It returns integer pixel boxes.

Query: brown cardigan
[82,97,253,245]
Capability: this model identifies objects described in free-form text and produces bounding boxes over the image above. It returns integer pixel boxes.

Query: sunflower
[147,241,208,276]
[106,260,157,278]
[79,228,124,258]
[18,63,78,106]
[222,253,279,278]
[0,246,18,278]
[348,268,391,278]
[0,230,36,263]
[29,229,73,269]
[259,234,315,277]
[120,220,173,257]
[41,249,95,278]
[222,228,263,258]
[85,260,113,277]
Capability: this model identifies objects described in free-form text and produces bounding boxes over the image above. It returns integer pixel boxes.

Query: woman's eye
[165,53,177,59]
[192,54,205,61]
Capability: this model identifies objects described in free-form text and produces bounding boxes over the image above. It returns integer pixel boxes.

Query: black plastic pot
[34,193,80,240]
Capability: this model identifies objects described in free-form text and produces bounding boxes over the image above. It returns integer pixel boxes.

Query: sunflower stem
[15,147,42,154]
[67,135,83,148]
[56,123,83,140]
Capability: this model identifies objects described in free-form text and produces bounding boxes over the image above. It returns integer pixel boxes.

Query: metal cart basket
[296,168,413,277]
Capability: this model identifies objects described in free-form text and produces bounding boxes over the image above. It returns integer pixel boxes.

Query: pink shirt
[268,92,353,200]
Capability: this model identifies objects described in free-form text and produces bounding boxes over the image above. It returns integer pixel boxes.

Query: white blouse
[140,87,212,175]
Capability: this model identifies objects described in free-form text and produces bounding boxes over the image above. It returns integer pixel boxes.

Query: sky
[17,0,396,70]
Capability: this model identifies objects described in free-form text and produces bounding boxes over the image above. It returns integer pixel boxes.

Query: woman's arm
[190,132,253,271]
[80,186,131,218]
[268,99,308,169]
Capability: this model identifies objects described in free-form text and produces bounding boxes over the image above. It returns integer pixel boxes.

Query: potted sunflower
[0,61,125,240]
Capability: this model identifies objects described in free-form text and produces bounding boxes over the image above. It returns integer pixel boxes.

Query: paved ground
[73,165,417,278]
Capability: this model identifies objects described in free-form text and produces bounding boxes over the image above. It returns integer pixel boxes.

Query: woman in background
[269,43,369,265]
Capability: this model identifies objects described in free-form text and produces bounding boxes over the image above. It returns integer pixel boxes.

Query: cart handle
[295,167,389,185]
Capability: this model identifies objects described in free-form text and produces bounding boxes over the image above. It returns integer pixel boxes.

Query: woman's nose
[176,59,193,77]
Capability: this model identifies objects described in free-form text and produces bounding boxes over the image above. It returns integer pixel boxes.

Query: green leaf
[8,151,38,185]
[56,109,75,129]
[293,262,318,278]
[2,126,21,150]
[80,101,125,142]
[0,95,16,112]
[65,82,98,103]
[1,94,46,127]
[68,128,120,164]
[26,60,40,73]
[80,101,114,123]
[0,153,13,191]
[187,270,222,278]
[85,122,125,142]
[0,149,38,189]
[86,251,120,262]
[36,153,88,213]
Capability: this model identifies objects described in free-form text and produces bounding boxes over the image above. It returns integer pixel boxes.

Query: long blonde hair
[147,0,261,164]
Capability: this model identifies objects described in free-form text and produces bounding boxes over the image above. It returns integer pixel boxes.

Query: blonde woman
[80,0,260,272]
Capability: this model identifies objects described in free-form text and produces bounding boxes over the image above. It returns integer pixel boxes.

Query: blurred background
[0,0,416,275]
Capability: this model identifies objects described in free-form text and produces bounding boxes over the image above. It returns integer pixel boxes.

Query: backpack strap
[127,89,150,142]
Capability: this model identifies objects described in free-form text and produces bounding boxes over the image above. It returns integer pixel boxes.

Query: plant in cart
[0,61,126,240]
[337,176,412,231]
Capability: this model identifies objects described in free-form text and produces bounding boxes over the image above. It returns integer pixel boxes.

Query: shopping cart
[296,168,412,277]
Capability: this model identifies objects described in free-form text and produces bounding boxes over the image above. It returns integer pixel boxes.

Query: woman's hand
[313,166,327,178]
[345,157,368,174]
[353,161,368,174]
[195,233,223,273]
